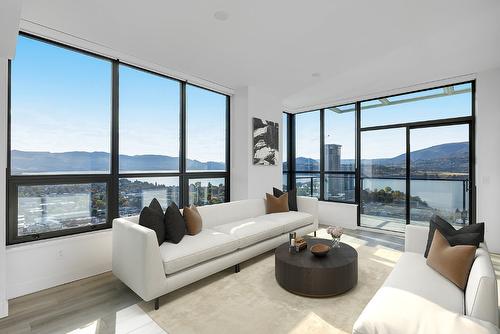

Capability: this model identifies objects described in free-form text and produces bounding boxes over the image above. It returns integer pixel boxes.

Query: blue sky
[11,35,226,164]
[295,84,471,160]
[12,35,470,164]
[11,36,111,154]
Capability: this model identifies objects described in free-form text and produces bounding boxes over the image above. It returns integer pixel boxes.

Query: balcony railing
[295,174,469,225]
[361,176,469,225]
[295,176,320,198]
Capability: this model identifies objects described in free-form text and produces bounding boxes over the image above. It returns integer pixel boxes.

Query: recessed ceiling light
[312,72,320,78]
[214,10,229,21]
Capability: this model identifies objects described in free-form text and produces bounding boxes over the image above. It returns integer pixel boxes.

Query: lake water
[362,178,468,211]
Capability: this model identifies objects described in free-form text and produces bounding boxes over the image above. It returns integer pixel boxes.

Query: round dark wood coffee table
[275,238,358,297]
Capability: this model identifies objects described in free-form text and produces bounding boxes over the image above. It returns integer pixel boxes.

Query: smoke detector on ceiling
[214,10,229,21]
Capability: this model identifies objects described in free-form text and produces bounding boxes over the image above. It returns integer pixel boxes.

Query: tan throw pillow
[183,205,202,235]
[426,229,477,290]
[266,193,289,214]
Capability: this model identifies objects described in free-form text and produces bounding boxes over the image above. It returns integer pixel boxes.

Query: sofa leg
[313,231,317,237]
[234,263,240,273]
[154,297,159,310]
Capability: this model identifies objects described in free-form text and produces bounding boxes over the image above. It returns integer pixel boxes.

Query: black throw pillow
[460,221,485,242]
[424,215,484,258]
[139,206,165,246]
[149,198,164,216]
[273,187,298,211]
[165,202,186,244]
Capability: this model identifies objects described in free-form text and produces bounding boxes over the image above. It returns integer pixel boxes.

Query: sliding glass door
[358,82,474,232]
[284,81,474,233]
[409,124,471,227]
[360,128,407,232]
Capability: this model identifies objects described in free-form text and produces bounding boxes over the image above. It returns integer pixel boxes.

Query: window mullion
[109,60,119,223]
[180,82,187,207]
[319,109,325,201]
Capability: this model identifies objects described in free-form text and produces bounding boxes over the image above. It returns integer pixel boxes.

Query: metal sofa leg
[234,263,240,273]
[154,297,159,310]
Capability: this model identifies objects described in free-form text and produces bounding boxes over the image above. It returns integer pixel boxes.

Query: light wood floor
[0,271,141,334]
[1,228,491,334]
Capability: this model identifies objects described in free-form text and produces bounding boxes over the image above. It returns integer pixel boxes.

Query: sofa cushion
[196,199,266,228]
[384,252,464,313]
[159,228,238,274]
[353,286,498,334]
[353,251,469,334]
[262,211,313,233]
[212,217,284,248]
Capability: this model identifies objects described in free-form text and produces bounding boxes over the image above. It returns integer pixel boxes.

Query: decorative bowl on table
[310,243,331,257]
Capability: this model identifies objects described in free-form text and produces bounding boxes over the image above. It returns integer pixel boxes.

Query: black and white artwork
[253,117,279,165]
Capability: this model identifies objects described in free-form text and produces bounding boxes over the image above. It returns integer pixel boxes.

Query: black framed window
[282,113,289,191]
[118,177,180,216]
[187,177,226,206]
[359,82,474,232]
[324,104,356,202]
[186,85,227,172]
[10,36,112,175]
[285,81,475,227]
[7,33,230,244]
[285,104,357,203]
[294,110,320,197]
[118,64,180,173]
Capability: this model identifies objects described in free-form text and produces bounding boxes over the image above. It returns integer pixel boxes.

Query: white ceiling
[19,0,500,111]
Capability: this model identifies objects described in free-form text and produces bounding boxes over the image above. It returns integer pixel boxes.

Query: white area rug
[140,229,402,334]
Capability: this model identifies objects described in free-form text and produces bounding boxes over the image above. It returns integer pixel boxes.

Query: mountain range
[294,141,468,172]
[381,142,468,165]
[11,150,225,174]
[12,141,468,174]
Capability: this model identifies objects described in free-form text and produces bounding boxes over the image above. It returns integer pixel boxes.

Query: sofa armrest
[297,196,319,230]
[466,248,499,326]
[404,225,429,254]
[112,217,166,301]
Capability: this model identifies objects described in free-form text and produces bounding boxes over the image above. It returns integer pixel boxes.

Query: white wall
[0,0,22,59]
[6,230,112,299]
[231,86,283,200]
[230,87,250,200]
[318,202,357,229]
[0,59,9,318]
[476,67,500,253]
[0,0,22,318]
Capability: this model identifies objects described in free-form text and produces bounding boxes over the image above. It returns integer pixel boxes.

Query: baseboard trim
[356,226,405,237]
[7,266,110,299]
[0,299,8,319]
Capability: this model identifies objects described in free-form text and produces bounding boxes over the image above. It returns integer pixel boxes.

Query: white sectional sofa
[112,196,318,309]
[353,225,499,334]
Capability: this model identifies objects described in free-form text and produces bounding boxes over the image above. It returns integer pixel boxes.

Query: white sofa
[112,196,318,309]
[353,225,499,334]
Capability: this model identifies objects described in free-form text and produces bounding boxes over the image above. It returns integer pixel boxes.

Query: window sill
[6,228,111,251]
[319,199,358,206]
